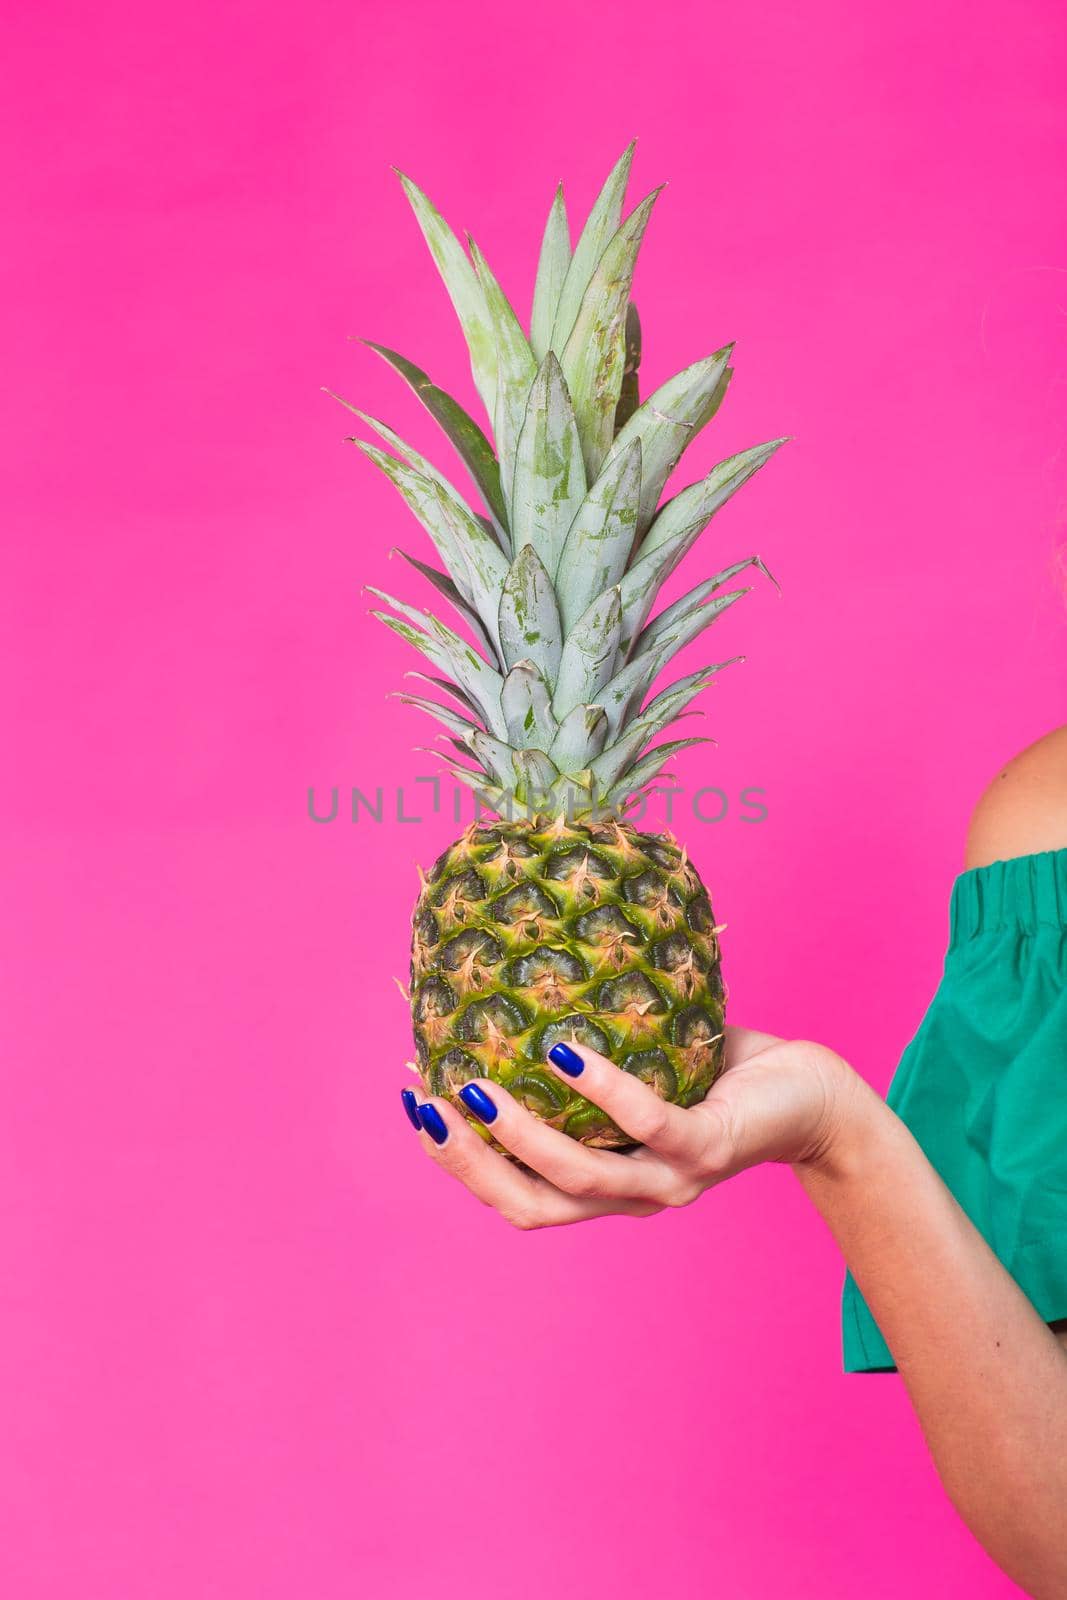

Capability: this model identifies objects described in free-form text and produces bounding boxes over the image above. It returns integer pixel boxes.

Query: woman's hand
[400,1027,859,1228]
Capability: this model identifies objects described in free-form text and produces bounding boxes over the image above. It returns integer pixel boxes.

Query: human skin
[402,726,1067,1595]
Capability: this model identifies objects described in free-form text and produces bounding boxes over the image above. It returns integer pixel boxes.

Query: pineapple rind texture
[411,818,726,1148]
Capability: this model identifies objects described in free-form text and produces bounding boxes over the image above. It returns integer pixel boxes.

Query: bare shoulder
[965,726,1067,870]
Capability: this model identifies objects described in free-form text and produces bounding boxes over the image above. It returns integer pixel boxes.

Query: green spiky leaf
[636,437,788,565]
[501,660,558,750]
[548,703,609,769]
[552,586,623,719]
[633,558,776,660]
[600,738,710,807]
[358,442,509,640]
[512,748,560,807]
[497,543,563,679]
[370,592,506,737]
[555,439,642,631]
[467,238,537,506]
[561,189,661,482]
[510,352,587,578]
[394,171,497,418]
[602,346,734,533]
[435,757,505,810]
[530,184,571,364]
[551,142,635,353]
[403,670,479,716]
[465,727,522,789]
[360,343,508,536]
[392,548,499,663]
[600,623,742,738]
[589,665,717,791]
[350,409,486,531]
[613,301,642,434]
[396,691,480,741]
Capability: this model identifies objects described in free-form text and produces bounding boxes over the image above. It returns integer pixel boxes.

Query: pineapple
[343,143,786,1148]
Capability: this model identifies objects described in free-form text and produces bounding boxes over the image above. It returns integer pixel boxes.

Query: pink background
[3,1,1065,1595]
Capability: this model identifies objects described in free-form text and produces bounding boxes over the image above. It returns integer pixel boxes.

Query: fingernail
[400,1087,421,1130]
[548,1042,584,1077]
[459,1082,498,1124]
[416,1103,449,1145]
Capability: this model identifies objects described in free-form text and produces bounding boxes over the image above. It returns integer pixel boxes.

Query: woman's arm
[964,725,1067,872]
[405,725,1067,1586]
[801,728,1067,1591]
[812,728,1067,1592]
[411,1036,1067,1594]
[965,726,1067,1377]
[797,1073,1067,1598]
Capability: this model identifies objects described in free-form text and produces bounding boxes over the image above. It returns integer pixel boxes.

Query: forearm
[795,1071,1067,1597]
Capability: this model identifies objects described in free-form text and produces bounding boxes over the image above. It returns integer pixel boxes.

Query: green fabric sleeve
[842,849,1067,1374]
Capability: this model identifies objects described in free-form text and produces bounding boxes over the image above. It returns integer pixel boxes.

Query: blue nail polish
[401,1087,421,1130]
[459,1082,498,1124]
[417,1103,449,1145]
[548,1042,584,1077]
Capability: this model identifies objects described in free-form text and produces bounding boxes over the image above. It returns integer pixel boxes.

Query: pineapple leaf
[589,665,717,791]
[357,442,509,639]
[530,184,571,364]
[429,483,515,642]
[370,593,506,737]
[351,410,486,532]
[561,188,662,482]
[392,548,499,664]
[551,142,636,353]
[600,617,743,737]
[433,756,506,810]
[395,691,479,741]
[603,347,734,534]
[636,437,789,564]
[501,660,558,750]
[552,585,623,720]
[403,670,479,716]
[512,747,561,803]
[357,442,475,599]
[548,703,609,769]
[612,301,642,434]
[467,237,537,509]
[355,155,790,823]
[619,542,770,657]
[465,728,521,789]
[630,589,748,684]
[554,438,642,631]
[510,352,587,578]
[498,543,563,679]
[600,738,710,807]
[393,170,498,419]
[360,343,509,536]
[632,558,777,660]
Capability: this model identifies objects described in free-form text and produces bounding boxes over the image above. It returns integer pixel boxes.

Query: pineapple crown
[341,142,787,820]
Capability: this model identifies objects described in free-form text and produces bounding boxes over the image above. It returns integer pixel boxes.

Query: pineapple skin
[410,815,725,1147]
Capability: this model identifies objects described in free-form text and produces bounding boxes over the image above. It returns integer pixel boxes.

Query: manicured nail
[416,1103,449,1145]
[400,1087,421,1130]
[548,1042,584,1077]
[459,1082,498,1124]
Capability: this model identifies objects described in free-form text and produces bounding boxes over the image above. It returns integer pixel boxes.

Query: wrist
[791,1050,888,1179]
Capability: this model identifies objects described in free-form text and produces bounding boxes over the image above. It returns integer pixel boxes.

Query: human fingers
[542,1042,716,1175]
[452,1077,678,1205]
[400,1088,661,1228]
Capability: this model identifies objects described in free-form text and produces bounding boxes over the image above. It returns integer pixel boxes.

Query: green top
[842,848,1067,1372]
